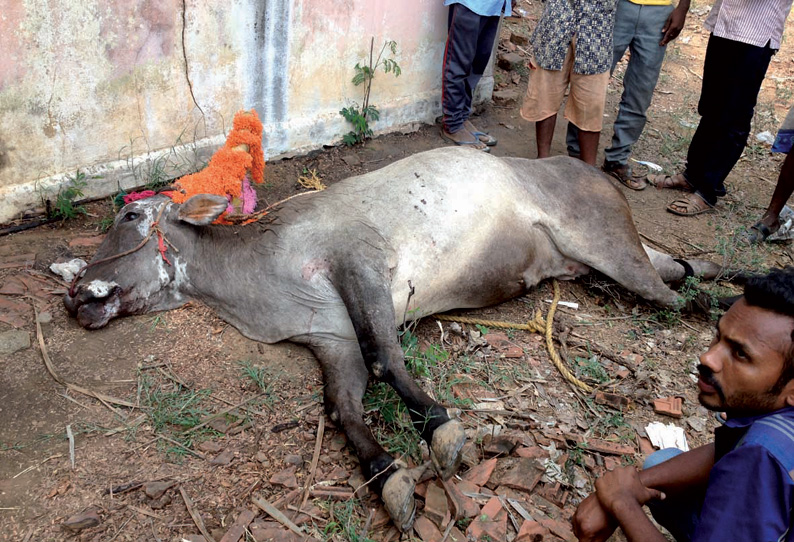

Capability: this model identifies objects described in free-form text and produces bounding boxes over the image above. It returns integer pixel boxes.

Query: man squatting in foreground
[574,268,794,542]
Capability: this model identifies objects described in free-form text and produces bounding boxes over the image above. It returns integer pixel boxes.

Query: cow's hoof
[382,466,421,532]
[430,418,465,480]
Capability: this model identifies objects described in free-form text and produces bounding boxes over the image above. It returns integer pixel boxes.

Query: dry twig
[252,496,304,536]
[180,486,216,542]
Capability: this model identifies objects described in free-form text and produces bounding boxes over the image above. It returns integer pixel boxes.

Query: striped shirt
[704,0,794,49]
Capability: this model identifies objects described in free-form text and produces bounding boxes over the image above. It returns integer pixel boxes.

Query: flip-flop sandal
[603,163,646,191]
[471,130,498,146]
[440,129,490,152]
[647,173,692,191]
[464,121,498,146]
[666,194,714,216]
[745,222,778,244]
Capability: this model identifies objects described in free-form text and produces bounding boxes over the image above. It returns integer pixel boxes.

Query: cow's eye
[122,212,139,222]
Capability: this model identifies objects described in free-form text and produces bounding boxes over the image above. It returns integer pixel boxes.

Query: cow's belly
[388,224,567,323]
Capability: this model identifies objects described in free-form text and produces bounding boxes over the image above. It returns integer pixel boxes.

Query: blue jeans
[643,448,703,542]
[567,0,673,164]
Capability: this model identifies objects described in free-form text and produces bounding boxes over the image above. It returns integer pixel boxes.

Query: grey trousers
[568,0,673,164]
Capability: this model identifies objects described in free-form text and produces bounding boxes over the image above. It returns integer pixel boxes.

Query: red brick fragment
[653,396,684,418]
[503,345,524,358]
[515,446,550,460]
[467,496,507,541]
[462,457,498,486]
[424,483,449,527]
[516,519,550,542]
[580,437,635,456]
[594,391,631,410]
[639,436,655,455]
[413,516,443,542]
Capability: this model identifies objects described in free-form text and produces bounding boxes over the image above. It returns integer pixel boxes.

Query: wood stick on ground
[107,514,133,542]
[183,392,268,435]
[180,486,217,542]
[35,309,135,411]
[287,504,328,524]
[361,508,375,540]
[252,496,304,536]
[218,508,257,542]
[13,454,63,479]
[66,424,75,469]
[299,415,325,514]
[440,517,457,542]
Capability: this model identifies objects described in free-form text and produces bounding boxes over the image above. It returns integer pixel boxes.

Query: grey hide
[64,147,719,530]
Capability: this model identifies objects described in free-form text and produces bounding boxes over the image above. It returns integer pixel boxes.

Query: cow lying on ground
[64,147,719,530]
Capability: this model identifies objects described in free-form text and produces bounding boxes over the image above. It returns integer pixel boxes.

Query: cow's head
[64,194,229,329]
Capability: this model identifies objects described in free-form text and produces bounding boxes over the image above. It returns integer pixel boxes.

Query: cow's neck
[178,222,289,341]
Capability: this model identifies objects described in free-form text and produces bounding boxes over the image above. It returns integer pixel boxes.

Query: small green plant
[574,354,609,384]
[139,374,215,458]
[50,170,89,220]
[340,38,401,146]
[322,499,375,542]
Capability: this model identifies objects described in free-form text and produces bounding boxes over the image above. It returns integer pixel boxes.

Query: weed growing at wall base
[340,38,401,146]
[46,169,90,220]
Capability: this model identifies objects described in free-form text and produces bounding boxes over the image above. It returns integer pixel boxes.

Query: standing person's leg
[463,14,501,145]
[605,3,672,167]
[441,3,489,150]
[668,35,774,214]
[566,59,611,166]
[748,151,794,242]
[520,44,572,159]
[567,0,634,161]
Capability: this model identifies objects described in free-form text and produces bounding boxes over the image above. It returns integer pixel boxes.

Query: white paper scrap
[645,421,689,452]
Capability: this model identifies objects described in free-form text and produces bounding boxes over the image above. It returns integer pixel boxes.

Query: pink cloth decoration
[123,190,157,204]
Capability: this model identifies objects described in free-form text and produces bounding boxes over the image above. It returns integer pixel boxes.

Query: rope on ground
[435,280,593,393]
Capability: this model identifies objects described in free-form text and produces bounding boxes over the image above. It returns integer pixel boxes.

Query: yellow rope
[435,280,593,393]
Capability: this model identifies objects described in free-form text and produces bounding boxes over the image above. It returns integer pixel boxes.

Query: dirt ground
[2,2,794,540]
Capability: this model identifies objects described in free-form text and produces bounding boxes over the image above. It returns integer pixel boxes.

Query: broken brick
[482,435,519,457]
[594,391,632,410]
[209,449,235,466]
[444,481,481,518]
[516,519,550,542]
[503,345,524,358]
[654,396,684,418]
[639,437,655,456]
[414,516,443,542]
[424,483,449,528]
[515,446,550,461]
[580,437,635,456]
[467,497,507,541]
[462,457,498,486]
[490,458,543,492]
[484,332,510,347]
[537,517,577,542]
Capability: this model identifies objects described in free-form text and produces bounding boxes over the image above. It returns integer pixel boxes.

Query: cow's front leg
[310,340,419,532]
[332,263,466,480]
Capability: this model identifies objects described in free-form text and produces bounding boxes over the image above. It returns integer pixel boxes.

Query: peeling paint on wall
[0,0,493,224]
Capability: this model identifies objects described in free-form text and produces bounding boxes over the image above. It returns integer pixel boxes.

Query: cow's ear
[177,194,228,225]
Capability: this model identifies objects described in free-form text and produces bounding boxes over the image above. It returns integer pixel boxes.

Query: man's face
[698,297,794,417]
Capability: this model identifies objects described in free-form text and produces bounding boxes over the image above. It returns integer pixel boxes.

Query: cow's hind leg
[332,263,466,473]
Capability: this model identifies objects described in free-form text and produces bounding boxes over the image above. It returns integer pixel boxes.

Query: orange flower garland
[168,109,265,224]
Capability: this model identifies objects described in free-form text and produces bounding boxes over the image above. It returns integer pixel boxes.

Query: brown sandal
[647,173,692,191]
[666,193,714,216]
[603,162,646,191]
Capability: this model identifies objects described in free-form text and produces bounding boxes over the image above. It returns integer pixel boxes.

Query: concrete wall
[0,0,493,224]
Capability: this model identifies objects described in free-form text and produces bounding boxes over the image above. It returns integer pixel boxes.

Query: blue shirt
[694,407,794,542]
[444,0,512,17]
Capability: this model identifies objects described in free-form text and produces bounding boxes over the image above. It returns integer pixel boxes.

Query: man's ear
[178,194,228,225]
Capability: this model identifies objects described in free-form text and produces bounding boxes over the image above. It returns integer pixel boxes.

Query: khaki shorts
[520,42,610,132]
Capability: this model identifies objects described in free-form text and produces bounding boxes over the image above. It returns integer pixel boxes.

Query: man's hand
[572,493,619,542]
[595,467,665,514]
[660,3,689,46]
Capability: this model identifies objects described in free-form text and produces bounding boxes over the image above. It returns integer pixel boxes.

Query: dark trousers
[685,34,774,205]
[441,3,500,133]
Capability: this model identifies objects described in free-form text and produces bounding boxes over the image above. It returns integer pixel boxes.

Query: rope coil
[436,280,593,393]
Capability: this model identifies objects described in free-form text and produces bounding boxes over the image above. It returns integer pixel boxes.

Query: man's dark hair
[744,267,794,392]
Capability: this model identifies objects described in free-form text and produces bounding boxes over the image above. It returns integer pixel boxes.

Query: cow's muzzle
[64,283,122,329]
